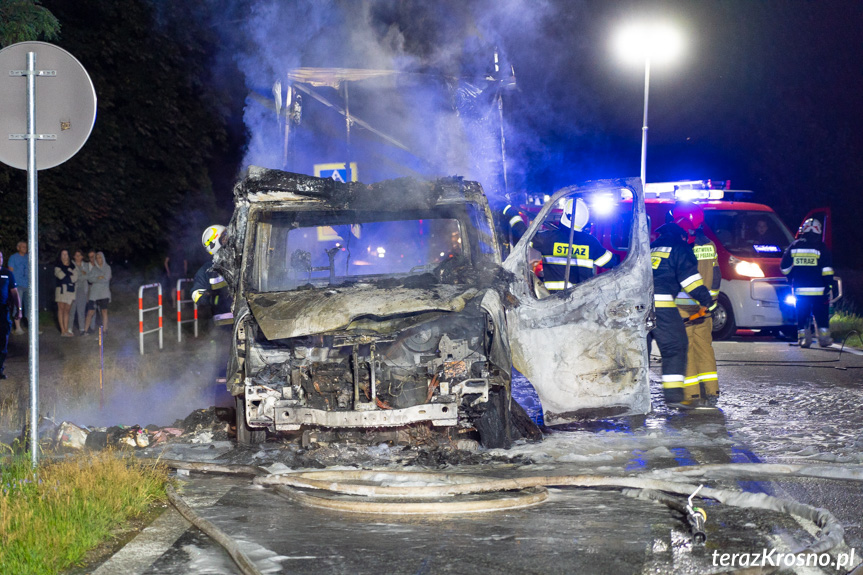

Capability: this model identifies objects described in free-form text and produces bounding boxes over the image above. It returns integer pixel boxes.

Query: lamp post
[615,23,683,185]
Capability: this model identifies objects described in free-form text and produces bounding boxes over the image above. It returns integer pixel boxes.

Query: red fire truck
[601,180,837,339]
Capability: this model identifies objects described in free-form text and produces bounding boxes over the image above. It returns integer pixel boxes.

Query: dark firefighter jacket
[651,223,713,310]
[502,204,528,245]
[531,225,619,290]
[675,230,721,312]
[780,234,834,296]
[191,260,233,324]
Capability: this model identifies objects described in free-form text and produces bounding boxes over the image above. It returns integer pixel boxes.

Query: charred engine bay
[248,306,499,411]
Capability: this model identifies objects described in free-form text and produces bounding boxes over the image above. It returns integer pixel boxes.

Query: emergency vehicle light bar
[644,179,732,201]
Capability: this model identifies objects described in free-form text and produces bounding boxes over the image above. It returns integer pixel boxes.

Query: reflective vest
[780,236,833,296]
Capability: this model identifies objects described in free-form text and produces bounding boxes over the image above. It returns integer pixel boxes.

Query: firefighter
[502,202,529,245]
[780,218,834,348]
[192,225,233,326]
[530,198,619,292]
[651,216,716,408]
[671,204,721,405]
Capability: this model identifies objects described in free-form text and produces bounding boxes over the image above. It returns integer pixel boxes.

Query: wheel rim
[712,304,728,331]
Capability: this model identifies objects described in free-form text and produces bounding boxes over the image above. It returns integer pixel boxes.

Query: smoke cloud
[203,0,564,204]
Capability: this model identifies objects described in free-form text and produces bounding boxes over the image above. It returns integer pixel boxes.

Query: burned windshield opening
[248,208,472,292]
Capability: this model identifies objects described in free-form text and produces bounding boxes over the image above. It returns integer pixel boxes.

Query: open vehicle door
[502,178,653,425]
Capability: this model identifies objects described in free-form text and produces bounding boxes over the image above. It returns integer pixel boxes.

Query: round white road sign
[0,41,97,170]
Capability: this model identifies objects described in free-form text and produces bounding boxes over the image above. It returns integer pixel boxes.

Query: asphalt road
[94,335,863,575]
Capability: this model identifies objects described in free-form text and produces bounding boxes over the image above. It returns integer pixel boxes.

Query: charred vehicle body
[216,167,653,447]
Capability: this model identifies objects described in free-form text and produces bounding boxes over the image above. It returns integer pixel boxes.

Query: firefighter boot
[798,329,811,348]
[818,327,834,348]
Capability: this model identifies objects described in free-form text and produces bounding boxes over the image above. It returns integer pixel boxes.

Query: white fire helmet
[798,218,822,237]
[560,197,589,231]
[202,225,226,255]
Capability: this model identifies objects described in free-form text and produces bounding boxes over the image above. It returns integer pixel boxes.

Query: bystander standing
[7,241,29,334]
[0,250,23,378]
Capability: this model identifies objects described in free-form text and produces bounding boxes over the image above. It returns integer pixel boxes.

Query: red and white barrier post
[176,278,198,342]
[138,283,163,355]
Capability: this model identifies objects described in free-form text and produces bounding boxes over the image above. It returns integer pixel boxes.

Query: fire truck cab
[592,180,837,339]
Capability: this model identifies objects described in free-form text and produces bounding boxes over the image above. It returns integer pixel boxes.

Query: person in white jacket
[54,250,77,337]
[84,252,112,334]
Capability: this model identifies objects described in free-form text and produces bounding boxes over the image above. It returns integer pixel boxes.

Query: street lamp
[614,23,683,184]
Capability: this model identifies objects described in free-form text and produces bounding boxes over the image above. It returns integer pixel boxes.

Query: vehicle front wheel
[711,293,736,341]
[235,396,266,446]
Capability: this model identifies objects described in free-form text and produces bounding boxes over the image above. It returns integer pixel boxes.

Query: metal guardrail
[176,278,198,342]
[138,283,163,355]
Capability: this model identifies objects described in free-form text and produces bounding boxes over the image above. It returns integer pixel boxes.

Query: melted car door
[502,179,653,425]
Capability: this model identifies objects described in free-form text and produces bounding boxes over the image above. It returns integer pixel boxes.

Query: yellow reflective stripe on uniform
[209,276,227,289]
[508,215,522,227]
[683,376,700,387]
[543,256,594,268]
[698,372,718,382]
[191,289,205,304]
[822,267,834,276]
[544,281,573,291]
[594,250,613,267]
[709,290,720,297]
[654,293,677,308]
[661,375,684,388]
[794,287,825,295]
[680,273,703,289]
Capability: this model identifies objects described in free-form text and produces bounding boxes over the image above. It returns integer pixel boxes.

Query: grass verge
[830,311,863,349]
[0,451,169,575]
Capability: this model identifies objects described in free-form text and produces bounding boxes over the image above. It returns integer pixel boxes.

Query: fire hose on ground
[156,459,863,573]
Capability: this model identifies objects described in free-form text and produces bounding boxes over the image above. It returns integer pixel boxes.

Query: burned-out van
[216,167,652,447]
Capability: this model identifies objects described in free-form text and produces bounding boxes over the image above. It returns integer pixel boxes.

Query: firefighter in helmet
[530,197,619,292]
[651,211,716,408]
[191,225,233,326]
[780,218,834,348]
[671,204,721,405]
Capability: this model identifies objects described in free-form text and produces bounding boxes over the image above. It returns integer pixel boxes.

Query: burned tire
[235,396,265,446]
[475,387,512,449]
[711,293,736,341]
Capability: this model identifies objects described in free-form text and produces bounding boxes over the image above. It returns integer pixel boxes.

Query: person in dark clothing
[651,220,716,408]
[192,225,233,326]
[530,197,619,292]
[780,218,834,347]
[502,203,529,246]
[0,251,23,379]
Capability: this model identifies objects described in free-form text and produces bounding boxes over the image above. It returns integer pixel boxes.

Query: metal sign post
[0,42,97,467]
[25,51,40,468]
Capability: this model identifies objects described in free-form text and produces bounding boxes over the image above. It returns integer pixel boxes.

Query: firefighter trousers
[795,294,829,331]
[679,315,718,398]
[652,306,688,404]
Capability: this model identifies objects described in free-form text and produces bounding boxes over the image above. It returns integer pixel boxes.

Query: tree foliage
[0,1,244,267]
[0,0,60,47]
